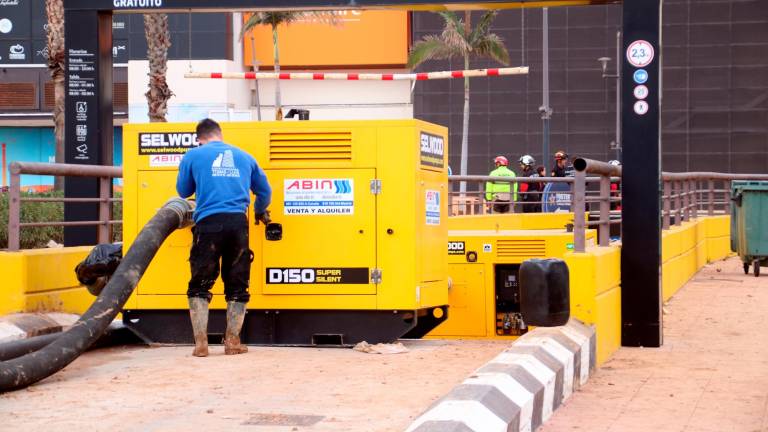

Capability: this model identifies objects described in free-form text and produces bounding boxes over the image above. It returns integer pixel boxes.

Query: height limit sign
[626,40,654,68]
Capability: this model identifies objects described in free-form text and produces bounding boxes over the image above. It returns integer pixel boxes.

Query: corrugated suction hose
[0,198,195,392]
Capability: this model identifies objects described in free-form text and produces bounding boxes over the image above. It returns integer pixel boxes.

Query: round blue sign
[633,69,648,84]
[541,182,572,213]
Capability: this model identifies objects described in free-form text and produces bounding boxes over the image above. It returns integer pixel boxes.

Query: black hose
[0,322,144,362]
[0,198,194,392]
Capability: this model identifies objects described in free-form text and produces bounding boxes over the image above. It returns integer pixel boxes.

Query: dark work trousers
[188,213,252,303]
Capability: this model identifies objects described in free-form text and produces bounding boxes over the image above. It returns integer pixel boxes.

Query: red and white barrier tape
[184,66,528,81]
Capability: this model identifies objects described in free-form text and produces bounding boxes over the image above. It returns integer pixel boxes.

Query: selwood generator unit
[121,120,449,345]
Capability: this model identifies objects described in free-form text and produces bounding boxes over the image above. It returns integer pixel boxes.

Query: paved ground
[0,339,509,431]
[541,256,768,432]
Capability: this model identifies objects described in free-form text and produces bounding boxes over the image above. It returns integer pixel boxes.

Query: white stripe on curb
[492,352,557,421]
[465,373,534,432]
[406,400,507,432]
[407,319,596,432]
[558,325,592,385]
[515,337,575,399]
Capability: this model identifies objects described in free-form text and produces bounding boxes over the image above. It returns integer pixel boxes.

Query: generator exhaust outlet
[0,198,195,392]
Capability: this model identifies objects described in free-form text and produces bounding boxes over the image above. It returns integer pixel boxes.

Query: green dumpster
[730,181,768,277]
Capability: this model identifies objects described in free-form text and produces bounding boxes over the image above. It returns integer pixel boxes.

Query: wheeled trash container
[731,181,768,277]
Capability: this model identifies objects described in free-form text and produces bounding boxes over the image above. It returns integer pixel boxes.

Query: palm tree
[45,0,65,190]
[408,11,510,193]
[143,14,173,122]
[240,12,337,121]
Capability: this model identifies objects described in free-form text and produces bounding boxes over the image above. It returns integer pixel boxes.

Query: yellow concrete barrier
[0,247,92,315]
[0,252,27,316]
[661,216,732,301]
[565,245,621,365]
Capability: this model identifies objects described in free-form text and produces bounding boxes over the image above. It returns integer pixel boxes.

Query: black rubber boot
[224,301,248,355]
[188,297,209,357]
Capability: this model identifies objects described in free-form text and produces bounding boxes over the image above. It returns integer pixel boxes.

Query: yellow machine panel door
[133,170,224,296]
[262,169,376,295]
[429,263,486,337]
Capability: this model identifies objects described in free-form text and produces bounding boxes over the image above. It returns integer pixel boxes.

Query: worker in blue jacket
[176,118,272,357]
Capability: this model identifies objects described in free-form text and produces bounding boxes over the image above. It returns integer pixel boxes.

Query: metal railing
[7,162,123,251]
[659,172,768,230]
[449,160,768,254]
[572,158,622,251]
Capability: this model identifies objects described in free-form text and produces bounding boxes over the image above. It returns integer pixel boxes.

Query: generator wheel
[744,262,750,274]
[754,260,760,277]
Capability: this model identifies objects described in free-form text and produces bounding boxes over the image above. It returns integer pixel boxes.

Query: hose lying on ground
[0,198,194,392]
[0,322,143,362]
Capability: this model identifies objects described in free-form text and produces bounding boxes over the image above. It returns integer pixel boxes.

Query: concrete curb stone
[0,313,79,343]
[406,319,596,432]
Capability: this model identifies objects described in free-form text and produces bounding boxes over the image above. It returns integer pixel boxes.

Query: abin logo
[283,178,355,216]
[333,180,351,194]
[286,179,335,191]
[211,150,240,178]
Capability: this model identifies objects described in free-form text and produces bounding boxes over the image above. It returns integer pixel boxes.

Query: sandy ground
[0,339,510,432]
[540,257,768,432]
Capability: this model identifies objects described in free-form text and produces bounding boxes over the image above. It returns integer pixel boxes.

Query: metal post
[708,179,714,216]
[662,180,671,230]
[599,174,610,246]
[690,179,697,219]
[614,31,621,160]
[541,7,551,174]
[726,180,732,215]
[682,180,690,222]
[674,180,682,225]
[8,169,21,251]
[98,176,110,244]
[573,170,586,252]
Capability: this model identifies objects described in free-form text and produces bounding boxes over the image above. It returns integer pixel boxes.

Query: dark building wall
[412,0,768,175]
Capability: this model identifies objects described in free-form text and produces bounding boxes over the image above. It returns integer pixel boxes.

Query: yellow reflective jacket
[485,166,518,201]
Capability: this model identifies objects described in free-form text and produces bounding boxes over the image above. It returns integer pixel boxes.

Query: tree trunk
[459,55,470,195]
[144,14,173,123]
[272,25,283,121]
[45,0,65,191]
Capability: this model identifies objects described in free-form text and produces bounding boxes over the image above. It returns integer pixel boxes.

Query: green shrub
[0,190,123,249]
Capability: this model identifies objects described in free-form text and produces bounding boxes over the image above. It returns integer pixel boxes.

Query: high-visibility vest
[485,166,518,201]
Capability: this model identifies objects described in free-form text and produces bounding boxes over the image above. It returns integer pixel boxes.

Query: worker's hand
[255,210,271,225]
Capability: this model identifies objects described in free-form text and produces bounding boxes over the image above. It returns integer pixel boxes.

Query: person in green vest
[485,155,518,213]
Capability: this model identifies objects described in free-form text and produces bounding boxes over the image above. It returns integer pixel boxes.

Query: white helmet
[519,155,536,167]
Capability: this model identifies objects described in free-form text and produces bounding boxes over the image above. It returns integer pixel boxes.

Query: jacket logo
[211,150,240,178]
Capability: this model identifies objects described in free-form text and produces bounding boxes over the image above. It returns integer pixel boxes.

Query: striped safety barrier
[184,66,529,81]
[406,319,596,432]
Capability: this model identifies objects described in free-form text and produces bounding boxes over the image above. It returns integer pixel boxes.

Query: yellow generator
[429,215,596,339]
[121,120,449,345]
